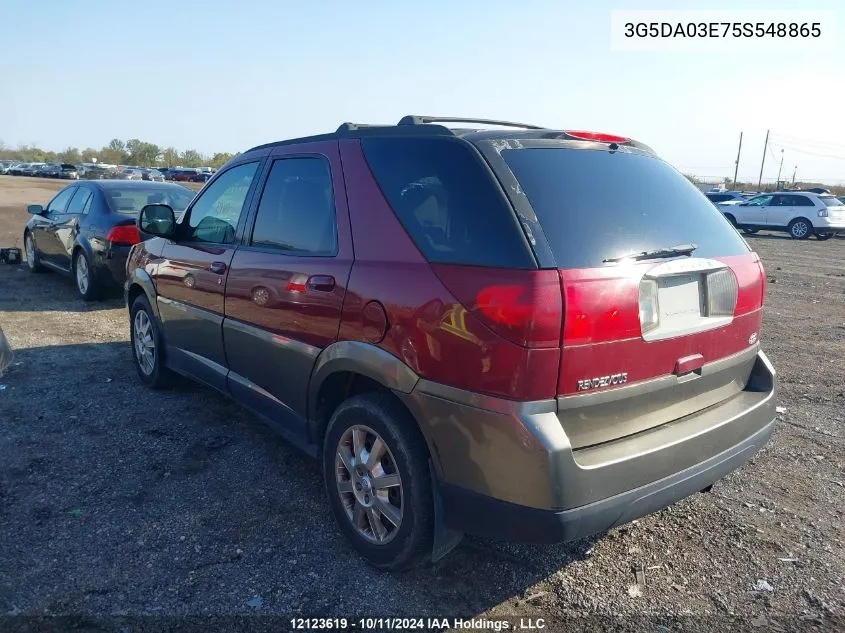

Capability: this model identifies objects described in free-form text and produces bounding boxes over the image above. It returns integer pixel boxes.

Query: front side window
[250,157,337,256]
[46,187,77,215]
[747,194,774,207]
[182,162,258,244]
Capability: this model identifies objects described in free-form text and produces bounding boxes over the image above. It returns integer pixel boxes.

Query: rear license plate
[657,274,703,327]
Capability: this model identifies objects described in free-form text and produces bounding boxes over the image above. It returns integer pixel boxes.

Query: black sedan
[24,181,195,300]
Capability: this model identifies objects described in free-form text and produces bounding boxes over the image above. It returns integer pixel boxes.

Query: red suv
[125,116,776,570]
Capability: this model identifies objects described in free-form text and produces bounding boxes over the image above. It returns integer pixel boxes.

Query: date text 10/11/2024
[290,617,547,631]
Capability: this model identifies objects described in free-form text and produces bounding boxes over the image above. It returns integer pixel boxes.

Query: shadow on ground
[0,342,597,622]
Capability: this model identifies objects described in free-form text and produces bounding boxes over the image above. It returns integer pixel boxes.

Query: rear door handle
[306,275,335,292]
[209,261,227,275]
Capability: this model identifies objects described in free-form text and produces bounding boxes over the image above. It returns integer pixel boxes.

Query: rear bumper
[439,419,773,543]
[813,218,845,231]
[94,245,131,288]
[399,349,776,543]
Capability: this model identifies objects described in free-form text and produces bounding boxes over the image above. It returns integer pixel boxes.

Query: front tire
[742,228,759,235]
[323,393,434,571]
[73,250,101,301]
[130,295,174,388]
[24,232,45,272]
[788,218,812,240]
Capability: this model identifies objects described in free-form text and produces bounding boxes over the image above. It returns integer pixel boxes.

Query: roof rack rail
[397,115,545,130]
[336,122,390,132]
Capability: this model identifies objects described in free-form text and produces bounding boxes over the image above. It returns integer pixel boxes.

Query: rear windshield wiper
[603,243,697,263]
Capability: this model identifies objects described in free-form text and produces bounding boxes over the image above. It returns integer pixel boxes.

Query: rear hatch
[486,137,765,448]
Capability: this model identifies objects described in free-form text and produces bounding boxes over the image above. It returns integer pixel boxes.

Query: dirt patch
[0,174,843,628]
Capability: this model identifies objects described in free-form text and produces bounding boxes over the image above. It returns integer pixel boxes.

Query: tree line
[0,138,237,169]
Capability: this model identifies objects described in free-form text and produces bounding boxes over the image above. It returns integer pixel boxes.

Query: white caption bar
[611,10,837,51]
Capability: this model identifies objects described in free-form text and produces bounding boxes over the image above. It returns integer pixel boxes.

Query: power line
[770,134,845,151]
[770,142,845,161]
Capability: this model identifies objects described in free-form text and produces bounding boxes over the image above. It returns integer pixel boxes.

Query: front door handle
[307,274,335,292]
[209,261,227,275]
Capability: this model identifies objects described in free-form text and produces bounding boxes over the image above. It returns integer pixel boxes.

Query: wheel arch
[307,342,421,447]
[125,267,161,321]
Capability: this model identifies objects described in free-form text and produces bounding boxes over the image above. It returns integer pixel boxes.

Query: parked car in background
[705,191,747,205]
[8,163,31,176]
[171,168,199,182]
[837,196,845,205]
[188,171,212,182]
[137,168,165,182]
[156,167,175,180]
[39,164,63,178]
[21,163,47,176]
[720,191,845,239]
[24,181,195,300]
[79,164,114,180]
[125,116,775,570]
[0,160,17,174]
[58,164,80,179]
[118,168,144,180]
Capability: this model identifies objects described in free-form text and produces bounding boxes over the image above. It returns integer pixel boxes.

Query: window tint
[747,194,774,206]
[501,147,749,269]
[822,196,844,207]
[251,157,337,255]
[780,195,814,207]
[183,162,258,243]
[66,188,92,215]
[106,186,194,216]
[46,187,77,214]
[362,137,534,268]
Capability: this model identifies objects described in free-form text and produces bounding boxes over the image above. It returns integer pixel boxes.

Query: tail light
[107,225,141,245]
[705,268,738,317]
[431,264,562,348]
[818,209,829,217]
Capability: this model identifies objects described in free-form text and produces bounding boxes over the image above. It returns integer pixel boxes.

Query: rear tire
[788,218,812,240]
[724,214,737,227]
[73,250,101,301]
[130,294,175,388]
[323,393,434,571]
[816,232,833,241]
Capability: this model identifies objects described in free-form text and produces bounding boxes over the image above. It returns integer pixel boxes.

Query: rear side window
[362,138,534,268]
[501,148,750,269]
[778,195,813,207]
[821,196,844,207]
[251,157,337,256]
[66,188,92,215]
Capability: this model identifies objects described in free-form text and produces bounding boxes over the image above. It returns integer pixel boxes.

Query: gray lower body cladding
[398,350,776,542]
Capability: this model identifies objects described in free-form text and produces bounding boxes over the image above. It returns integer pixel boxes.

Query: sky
[1,0,843,183]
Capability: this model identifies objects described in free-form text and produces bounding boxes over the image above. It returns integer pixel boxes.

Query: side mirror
[138,204,176,239]
[27,204,44,215]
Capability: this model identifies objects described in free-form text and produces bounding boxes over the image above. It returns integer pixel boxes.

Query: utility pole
[792,165,797,185]
[776,149,784,188]
[733,132,743,187]
[758,129,770,190]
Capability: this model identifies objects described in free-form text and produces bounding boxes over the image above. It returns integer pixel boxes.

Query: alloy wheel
[75,255,89,294]
[335,425,403,544]
[25,234,35,268]
[792,221,809,238]
[133,310,156,375]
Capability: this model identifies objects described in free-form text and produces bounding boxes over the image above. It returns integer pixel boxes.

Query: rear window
[821,196,844,207]
[501,147,750,269]
[106,186,195,215]
[361,137,534,268]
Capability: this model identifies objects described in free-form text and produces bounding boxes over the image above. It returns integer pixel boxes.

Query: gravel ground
[0,177,843,632]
